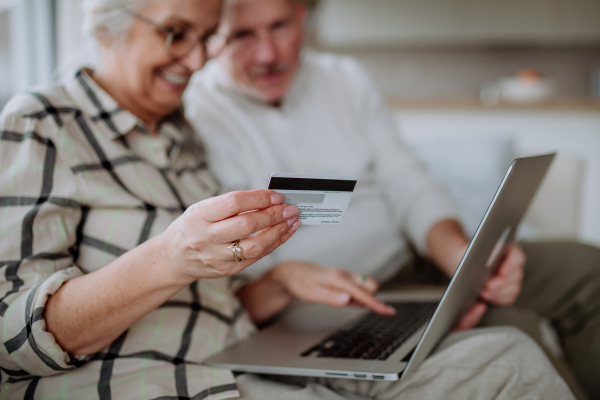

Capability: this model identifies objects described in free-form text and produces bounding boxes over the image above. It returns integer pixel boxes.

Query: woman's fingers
[294,274,381,312]
[165,190,298,281]
[207,220,300,278]
[197,190,285,222]
[326,271,395,316]
[209,203,299,243]
[301,283,352,308]
[350,273,379,294]
[269,264,393,316]
[229,219,300,261]
[453,301,487,331]
[263,221,301,256]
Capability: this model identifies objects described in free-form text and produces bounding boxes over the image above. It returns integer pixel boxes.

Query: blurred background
[1,0,600,244]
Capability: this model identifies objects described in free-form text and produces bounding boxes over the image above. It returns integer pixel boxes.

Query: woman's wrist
[255,264,294,305]
[237,265,294,324]
[264,263,291,290]
[148,232,198,288]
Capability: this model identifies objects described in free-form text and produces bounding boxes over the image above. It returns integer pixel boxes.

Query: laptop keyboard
[301,302,437,361]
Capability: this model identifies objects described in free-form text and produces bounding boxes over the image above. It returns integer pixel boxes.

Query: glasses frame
[123,8,205,59]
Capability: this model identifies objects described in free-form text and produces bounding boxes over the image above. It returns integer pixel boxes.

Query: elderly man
[184,0,600,398]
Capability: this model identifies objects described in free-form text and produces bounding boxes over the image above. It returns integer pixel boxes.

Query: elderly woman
[0,0,575,399]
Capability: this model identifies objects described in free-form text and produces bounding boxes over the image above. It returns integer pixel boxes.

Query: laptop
[205,153,556,381]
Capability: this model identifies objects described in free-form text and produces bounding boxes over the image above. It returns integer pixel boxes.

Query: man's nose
[254,35,278,65]
[179,43,206,72]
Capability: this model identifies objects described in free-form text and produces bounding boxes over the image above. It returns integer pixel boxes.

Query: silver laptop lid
[402,153,556,378]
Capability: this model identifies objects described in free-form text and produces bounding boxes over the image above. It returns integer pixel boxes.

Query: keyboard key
[301,302,437,361]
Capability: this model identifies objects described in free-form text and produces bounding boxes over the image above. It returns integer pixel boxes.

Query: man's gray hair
[82,0,147,40]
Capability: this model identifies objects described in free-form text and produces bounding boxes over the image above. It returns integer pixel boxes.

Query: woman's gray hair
[82,0,147,40]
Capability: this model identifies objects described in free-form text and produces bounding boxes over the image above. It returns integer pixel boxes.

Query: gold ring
[227,240,245,262]
[355,274,367,287]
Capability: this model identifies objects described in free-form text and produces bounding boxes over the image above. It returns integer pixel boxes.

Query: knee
[445,326,539,357]
[482,325,535,345]
[564,241,600,266]
[565,242,600,285]
[523,240,600,280]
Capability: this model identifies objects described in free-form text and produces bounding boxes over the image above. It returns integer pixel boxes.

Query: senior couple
[0,0,597,398]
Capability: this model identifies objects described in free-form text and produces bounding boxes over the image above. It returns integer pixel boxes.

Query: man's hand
[480,243,526,305]
[453,301,488,331]
[426,220,526,331]
[454,243,526,330]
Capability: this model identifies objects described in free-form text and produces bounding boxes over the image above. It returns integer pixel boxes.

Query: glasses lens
[166,29,200,58]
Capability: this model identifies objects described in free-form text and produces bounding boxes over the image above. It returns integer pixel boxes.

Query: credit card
[268,172,357,225]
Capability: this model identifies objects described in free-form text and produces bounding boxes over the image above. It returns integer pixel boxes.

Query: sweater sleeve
[343,59,462,255]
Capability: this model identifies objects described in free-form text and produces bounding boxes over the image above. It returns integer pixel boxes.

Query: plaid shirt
[0,70,255,399]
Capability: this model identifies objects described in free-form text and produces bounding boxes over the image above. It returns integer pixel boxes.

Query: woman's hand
[270,262,395,314]
[160,190,301,283]
[238,262,396,324]
[45,189,300,355]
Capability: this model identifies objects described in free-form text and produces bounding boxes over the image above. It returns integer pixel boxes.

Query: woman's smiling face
[97,0,221,123]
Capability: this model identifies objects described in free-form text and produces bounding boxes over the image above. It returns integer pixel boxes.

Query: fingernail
[287,215,299,226]
[271,193,284,204]
[290,220,301,232]
[283,205,299,219]
[337,293,350,305]
[386,306,396,314]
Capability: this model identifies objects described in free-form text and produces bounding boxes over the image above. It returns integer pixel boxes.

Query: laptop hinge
[401,349,415,362]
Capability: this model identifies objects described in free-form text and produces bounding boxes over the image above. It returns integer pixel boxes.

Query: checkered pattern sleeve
[0,94,87,377]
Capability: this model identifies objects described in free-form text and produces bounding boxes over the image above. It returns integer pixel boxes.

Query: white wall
[55,0,96,82]
[312,0,600,100]
[335,47,600,99]
[0,11,11,106]
[394,108,600,245]
[317,0,600,47]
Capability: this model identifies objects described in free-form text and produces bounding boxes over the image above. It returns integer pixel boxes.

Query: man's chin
[262,91,286,106]
[244,84,287,106]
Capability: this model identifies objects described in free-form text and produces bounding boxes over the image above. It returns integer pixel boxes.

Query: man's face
[215,0,305,104]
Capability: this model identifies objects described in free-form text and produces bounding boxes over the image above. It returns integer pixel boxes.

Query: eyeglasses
[214,18,297,57]
[123,9,209,59]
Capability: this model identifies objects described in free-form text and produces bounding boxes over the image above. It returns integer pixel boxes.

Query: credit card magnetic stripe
[268,177,357,192]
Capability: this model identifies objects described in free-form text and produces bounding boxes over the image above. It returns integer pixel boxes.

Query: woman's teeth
[160,71,188,85]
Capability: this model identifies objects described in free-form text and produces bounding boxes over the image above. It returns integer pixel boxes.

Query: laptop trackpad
[277,301,367,333]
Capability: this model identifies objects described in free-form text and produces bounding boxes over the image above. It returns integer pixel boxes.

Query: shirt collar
[65,69,138,141]
[65,68,185,145]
